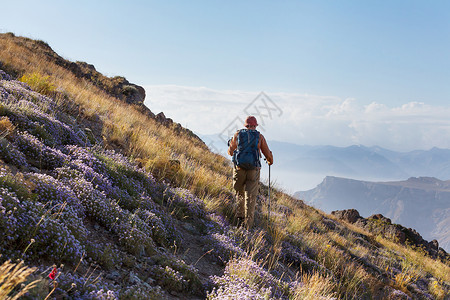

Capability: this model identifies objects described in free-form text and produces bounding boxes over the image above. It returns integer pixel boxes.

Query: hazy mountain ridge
[272,142,450,181]
[202,135,450,192]
[295,176,450,252]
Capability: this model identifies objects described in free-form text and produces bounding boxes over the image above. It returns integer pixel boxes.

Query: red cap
[244,116,258,127]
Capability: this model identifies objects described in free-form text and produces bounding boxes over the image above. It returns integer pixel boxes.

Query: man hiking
[227,116,273,229]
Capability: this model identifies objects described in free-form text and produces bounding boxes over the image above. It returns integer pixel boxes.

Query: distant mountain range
[271,142,450,181]
[200,135,450,192]
[295,176,450,252]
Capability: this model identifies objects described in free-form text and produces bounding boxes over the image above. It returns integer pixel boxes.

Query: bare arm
[227,132,238,156]
[259,134,273,165]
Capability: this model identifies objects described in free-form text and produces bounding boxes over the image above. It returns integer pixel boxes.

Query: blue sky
[2,0,450,151]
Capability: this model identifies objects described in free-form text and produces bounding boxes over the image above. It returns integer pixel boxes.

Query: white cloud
[364,102,388,113]
[144,85,450,151]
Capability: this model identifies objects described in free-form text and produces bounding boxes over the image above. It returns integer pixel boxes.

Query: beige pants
[233,167,260,228]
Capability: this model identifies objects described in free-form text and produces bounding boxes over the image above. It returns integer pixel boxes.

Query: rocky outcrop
[0,33,207,147]
[0,33,146,105]
[330,208,361,223]
[69,61,146,105]
[297,176,450,252]
[332,209,450,262]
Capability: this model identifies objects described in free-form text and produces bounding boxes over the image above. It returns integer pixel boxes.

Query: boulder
[331,209,361,223]
[368,214,392,224]
[385,224,406,244]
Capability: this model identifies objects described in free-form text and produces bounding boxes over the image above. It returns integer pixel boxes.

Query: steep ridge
[295,176,450,252]
[0,32,202,146]
[0,34,449,299]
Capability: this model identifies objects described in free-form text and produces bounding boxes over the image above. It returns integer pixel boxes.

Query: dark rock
[134,104,155,119]
[386,224,406,244]
[156,112,174,126]
[430,239,439,250]
[368,214,392,224]
[354,218,368,228]
[74,61,146,105]
[331,209,361,223]
[1,34,146,105]
[403,228,426,246]
[182,222,196,233]
[438,247,450,261]
[122,84,146,105]
[156,112,166,123]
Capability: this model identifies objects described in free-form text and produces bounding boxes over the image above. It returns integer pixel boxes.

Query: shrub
[167,187,206,220]
[0,169,34,201]
[121,85,138,96]
[0,138,28,168]
[15,131,69,169]
[208,257,288,299]
[19,72,55,96]
[85,242,120,271]
[151,254,203,295]
[202,232,245,266]
[0,116,15,138]
[116,223,156,256]
[120,284,165,300]
[46,269,118,299]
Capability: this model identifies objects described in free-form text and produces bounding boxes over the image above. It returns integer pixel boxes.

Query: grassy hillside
[0,33,449,299]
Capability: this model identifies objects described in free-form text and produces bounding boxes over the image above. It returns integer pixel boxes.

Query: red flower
[49,267,57,280]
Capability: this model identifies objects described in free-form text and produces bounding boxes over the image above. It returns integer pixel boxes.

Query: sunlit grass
[377,236,450,283]
[292,272,336,300]
[0,259,40,300]
[0,34,232,201]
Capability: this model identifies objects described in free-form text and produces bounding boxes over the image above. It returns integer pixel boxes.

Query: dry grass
[429,279,447,300]
[0,33,232,199]
[377,236,450,283]
[0,259,40,300]
[0,117,15,138]
[292,272,336,300]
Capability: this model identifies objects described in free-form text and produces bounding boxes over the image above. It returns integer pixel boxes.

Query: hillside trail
[171,222,224,299]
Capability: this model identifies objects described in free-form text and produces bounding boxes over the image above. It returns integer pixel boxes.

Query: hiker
[227,116,273,228]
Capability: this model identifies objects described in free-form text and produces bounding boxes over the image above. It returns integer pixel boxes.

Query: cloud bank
[144,85,450,152]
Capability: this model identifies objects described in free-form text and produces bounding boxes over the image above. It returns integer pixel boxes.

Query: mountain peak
[406,176,441,183]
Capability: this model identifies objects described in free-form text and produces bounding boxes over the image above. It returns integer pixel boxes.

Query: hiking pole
[265,159,271,226]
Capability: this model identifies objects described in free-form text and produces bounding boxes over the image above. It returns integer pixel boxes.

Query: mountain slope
[0,33,449,299]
